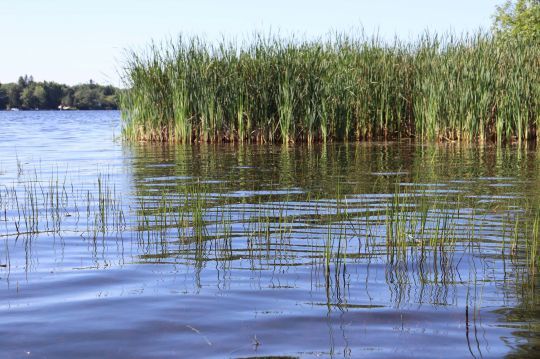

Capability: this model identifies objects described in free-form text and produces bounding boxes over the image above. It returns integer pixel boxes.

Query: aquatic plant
[2,159,538,309]
[120,33,540,143]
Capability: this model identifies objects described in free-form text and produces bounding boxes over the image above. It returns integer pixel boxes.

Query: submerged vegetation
[120,33,540,143]
[2,158,539,298]
[2,132,539,355]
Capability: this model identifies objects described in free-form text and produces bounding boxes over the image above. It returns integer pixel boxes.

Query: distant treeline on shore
[0,75,119,110]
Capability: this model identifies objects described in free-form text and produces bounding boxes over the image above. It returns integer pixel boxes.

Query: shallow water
[0,111,539,358]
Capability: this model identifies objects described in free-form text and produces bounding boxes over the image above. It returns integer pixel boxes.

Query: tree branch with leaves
[493,0,540,40]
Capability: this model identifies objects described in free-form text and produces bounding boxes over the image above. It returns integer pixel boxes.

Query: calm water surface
[0,111,539,358]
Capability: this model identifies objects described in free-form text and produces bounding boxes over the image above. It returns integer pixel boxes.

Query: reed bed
[120,33,540,143]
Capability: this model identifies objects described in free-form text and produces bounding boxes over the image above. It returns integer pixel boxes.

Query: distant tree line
[0,75,119,110]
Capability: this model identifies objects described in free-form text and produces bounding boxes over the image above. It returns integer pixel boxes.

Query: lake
[0,111,538,358]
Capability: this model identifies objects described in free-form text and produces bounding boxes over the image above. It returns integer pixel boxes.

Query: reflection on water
[0,111,539,358]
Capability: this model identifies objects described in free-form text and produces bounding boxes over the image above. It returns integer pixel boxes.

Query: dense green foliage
[0,75,119,110]
[120,34,539,143]
[493,0,540,41]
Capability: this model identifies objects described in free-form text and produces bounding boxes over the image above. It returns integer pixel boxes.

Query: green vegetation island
[0,75,119,110]
[120,34,538,144]
[120,1,539,144]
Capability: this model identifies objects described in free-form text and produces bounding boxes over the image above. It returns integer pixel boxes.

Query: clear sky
[0,0,501,86]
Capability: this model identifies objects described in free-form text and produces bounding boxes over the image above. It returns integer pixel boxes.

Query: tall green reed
[120,33,539,144]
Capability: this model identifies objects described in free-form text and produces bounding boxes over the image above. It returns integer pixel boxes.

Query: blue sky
[1,0,501,86]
